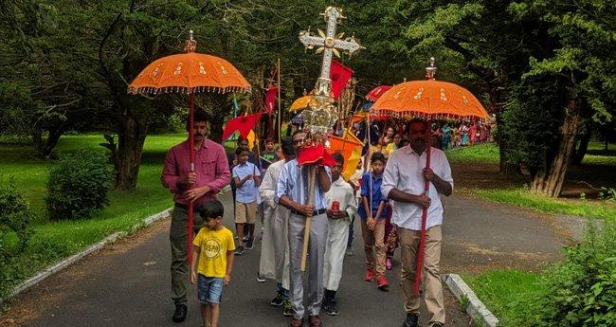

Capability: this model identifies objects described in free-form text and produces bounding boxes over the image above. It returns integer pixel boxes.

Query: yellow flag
[246,130,256,151]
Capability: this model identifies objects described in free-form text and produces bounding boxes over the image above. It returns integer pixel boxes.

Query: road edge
[1,207,173,304]
[442,273,499,327]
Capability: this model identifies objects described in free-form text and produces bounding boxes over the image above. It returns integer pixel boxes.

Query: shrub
[46,150,113,220]
[513,220,616,326]
[0,177,36,298]
[0,177,35,259]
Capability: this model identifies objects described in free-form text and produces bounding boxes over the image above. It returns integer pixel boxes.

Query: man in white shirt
[259,139,294,316]
[381,118,453,327]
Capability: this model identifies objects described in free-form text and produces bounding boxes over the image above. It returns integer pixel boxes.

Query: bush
[0,177,35,259]
[513,221,616,326]
[0,177,36,298]
[46,150,113,220]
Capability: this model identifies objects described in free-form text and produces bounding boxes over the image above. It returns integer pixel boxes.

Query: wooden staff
[277,58,282,144]
[300,165,317,272]
[413,120,432,295]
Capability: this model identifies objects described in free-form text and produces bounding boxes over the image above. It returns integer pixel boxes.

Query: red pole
[413,120,432,295]
[187,92,195,264]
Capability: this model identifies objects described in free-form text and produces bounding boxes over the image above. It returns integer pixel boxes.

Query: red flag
[330,60,353,99]
[265,86,278,114]
[222,113,263,142]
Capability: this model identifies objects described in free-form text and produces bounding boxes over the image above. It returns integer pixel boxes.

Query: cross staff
[297,6,364,272]
[299,6,363,99]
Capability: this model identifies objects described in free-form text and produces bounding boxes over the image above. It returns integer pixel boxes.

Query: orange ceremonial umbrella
[371,81,488,120]
[128,31,251,263]
[372,58,488,295]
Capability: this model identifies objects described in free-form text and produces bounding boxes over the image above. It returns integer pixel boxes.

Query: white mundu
[259,159,290,289]
[323,176,357,291]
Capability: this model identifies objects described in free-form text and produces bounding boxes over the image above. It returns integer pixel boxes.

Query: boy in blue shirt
[358,152,389,290]
[232,147,261,254]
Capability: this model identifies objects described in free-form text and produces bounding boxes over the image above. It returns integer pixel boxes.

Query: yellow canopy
[289,95,312,112]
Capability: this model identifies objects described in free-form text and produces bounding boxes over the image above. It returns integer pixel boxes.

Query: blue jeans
[197,275,224,304]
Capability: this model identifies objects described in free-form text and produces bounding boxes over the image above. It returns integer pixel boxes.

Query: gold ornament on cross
[299,6,364,135]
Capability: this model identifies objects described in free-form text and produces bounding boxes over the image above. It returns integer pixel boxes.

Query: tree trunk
[115,115,148,191]
[571,131,591,165]
[32,129,43,155]
[531,99,581,197]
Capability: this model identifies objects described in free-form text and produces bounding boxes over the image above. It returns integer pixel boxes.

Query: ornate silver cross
[299,6,364,134]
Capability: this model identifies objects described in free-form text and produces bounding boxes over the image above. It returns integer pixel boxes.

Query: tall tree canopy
[1,0,613,195]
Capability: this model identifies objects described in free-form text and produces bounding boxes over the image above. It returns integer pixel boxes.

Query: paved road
[0,193,570,327]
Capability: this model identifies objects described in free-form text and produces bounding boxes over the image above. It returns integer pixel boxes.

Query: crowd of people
[347,120,495,160]
[161,111,454,327]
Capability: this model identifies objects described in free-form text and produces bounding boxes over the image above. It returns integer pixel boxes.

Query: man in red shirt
[162,111,231,323]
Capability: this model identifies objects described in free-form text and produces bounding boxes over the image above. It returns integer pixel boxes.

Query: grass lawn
[463,270,545,327]
[446,143,500,164]
[447,142,616,220]
[0,133,185,298]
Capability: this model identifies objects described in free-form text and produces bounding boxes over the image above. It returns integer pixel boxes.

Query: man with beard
[381,118,453,327]
[162,111,231,323]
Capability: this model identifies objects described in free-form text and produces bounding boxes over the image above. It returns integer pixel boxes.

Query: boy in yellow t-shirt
[191,200,236,327]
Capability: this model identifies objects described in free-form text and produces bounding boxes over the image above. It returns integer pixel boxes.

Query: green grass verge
[448,141,616,220]
[463,270,545,327]
[583,141,616,165]
[470,188,616,221]
[446,143,500,164]
[0,133,185,299]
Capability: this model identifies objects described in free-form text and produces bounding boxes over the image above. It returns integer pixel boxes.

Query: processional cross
[299,6,364,134]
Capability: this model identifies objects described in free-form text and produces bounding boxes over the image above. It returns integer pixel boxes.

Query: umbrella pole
[300,165,317,272]
[187,92,196,264]
[413,120,432,295]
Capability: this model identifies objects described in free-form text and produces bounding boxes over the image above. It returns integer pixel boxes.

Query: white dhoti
[259,204,277,279]
[273,205,291,290]
[258,159,290,289]
[323,218,350,291]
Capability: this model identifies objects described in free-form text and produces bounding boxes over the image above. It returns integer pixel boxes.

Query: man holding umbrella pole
[382,118,453,327]
[162,111,231,323]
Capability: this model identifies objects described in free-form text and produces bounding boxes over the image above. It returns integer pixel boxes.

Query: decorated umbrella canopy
[372,58,488,294]
[371,70,486,120]
[128,31,251,262]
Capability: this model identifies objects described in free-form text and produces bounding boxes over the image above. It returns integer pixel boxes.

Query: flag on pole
[330,60,353,100]
[327,129,364,181]
[222,113,264,142]
[265,86,278,114]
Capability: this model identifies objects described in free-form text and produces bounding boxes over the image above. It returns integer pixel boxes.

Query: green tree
[506,0,616,196]
[391,0,615,197]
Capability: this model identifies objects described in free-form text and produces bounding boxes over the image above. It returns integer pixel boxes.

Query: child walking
[191,200,235,327]
[232,146,261,254]
[322,153,357,315]
[358,152,390,290]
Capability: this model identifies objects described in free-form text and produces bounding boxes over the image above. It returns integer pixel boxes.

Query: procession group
[161,111,454,327]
